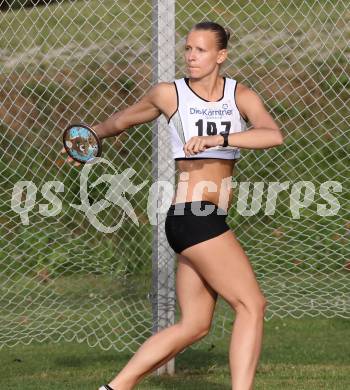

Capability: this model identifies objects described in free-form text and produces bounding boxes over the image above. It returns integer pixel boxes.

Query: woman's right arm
[61,82,175,165]
[93,83,169,139]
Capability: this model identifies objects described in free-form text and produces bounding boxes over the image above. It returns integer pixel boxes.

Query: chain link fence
[0,0,349,358]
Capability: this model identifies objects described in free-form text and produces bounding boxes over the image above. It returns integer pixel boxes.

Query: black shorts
[165,201,230,254]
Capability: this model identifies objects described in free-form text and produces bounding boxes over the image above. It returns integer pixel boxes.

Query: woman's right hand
[60,124,101,167]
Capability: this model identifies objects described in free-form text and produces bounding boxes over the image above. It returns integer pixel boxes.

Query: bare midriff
[172,158,237,213]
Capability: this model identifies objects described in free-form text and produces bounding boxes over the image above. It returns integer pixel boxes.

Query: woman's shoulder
[235,81,258,104]
[224,77,250,94]
[151,81,177,95]
[235,81,263,102]
[234,80,250,94]
[147,82,177,112]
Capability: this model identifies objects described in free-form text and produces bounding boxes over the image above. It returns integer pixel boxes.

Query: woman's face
[185,29,227,79]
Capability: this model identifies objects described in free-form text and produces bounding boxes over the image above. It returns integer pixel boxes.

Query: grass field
[0,317,349,389]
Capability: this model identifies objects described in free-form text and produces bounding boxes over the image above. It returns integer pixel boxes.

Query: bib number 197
[195,119,231,136]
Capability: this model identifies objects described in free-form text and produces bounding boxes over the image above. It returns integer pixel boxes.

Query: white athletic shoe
[98,385,115,390]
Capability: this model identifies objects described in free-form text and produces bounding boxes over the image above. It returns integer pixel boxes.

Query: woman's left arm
[227,83,284,149]
[183,84,284,157]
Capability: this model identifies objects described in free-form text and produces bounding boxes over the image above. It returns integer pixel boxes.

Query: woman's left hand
[183,135,222,157]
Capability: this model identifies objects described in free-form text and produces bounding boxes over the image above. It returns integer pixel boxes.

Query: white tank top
[168,77,248,160]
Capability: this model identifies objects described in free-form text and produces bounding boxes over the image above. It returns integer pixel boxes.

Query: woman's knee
[233,294,268,318]
[179,320,211,342]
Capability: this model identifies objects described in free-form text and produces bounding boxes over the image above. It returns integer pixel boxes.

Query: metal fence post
[151,0,176,376]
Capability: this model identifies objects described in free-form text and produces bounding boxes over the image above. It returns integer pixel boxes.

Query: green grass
[0,317,349,389]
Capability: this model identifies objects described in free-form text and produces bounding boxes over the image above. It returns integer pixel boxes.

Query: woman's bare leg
[106,254,218,390]
[182,230,267,390]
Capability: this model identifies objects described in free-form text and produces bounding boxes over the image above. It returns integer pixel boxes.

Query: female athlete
[63,21,283,390]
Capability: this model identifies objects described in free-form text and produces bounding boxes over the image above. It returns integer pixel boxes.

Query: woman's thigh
[176,253,218,333]
[181,230,266,311]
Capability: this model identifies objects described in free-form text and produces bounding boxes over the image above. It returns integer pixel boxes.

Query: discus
[62,123,102,163]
